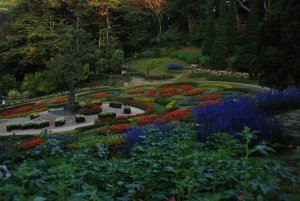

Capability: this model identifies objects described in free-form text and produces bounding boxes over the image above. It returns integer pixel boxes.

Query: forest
[0,0,299,96]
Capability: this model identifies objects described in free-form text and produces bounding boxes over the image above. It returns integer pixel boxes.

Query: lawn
[126,57,189,74]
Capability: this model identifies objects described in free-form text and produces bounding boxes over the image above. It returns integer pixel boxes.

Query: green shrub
[145,74,174,80]
[155,97,172,106]
[140,48,160,58]
[133,97,155,103]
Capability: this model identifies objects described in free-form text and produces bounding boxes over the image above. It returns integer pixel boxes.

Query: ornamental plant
[75,114,85,123]
[167,63,183,70]
[96,124,131,134]
[199,93,222,101]
[109,101,122,108]
[145,90,157,97]
[0,103,47,118]
[123,106,131,114]
[6,120,49,131]
[79,103,102,115]
[30,112,40,120]
[55,117,65,127]
[128,89,144,94]
[184,89,204,96]
[90,92,109,98]
[51,97,67,104]
[98,111,117,119]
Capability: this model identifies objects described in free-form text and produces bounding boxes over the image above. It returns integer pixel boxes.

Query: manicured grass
[126,57,189,74]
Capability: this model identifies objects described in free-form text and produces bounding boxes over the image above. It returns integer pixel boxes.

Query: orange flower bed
[146,90,157,97]
[199,94,222,101]
[90,92,109,98]
[198,100,221,107]
[96,124,132,134]
[51,97,67,104]
[0,103,47,118]
[137,116,157,126]
[128,89,144,94]
[1,137,45,151]
[185,89,204,96]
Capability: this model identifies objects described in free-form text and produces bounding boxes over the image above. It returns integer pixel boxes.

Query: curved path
[129,73,269,91]
[0,104,144,136]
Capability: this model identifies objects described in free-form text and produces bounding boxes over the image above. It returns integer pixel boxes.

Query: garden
[0,82,300,200]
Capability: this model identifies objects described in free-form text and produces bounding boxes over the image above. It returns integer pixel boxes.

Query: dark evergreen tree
[226,0,237,55]
[208,0,228,69]
[201,0,215,56]
[246,0,260,44]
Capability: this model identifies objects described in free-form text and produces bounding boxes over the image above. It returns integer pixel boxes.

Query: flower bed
[1,137,45,151]
[136,110,191,125]
[90,92,109,98]
[199,94,222,101]
[75,114,85,123]
[7,120,49,131]
[109,101,122,108]
[0,103,47,118]
[55,117,65,127]
[98,112,117,120]
[185,89,204,96]
[198,100,221,107]
[167,63,183,70]
[79,103,102,115]
[96,124,132,134]
[51,97,68,104]
[128,89,144,94]
[145,90,157,97]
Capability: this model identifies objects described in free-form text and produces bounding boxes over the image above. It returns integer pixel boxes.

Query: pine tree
[226,0,237,56]
[201,0,215,56]
[246,0,260,44]
[208,0,228,69]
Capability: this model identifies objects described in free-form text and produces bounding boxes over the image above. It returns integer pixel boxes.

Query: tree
[246,0,260,45]
[111,49,124,73]
[226,0,237,55]
[21,72,54,96]
[201,0,215,56]
[208,0,228,69]
[0,74,19,95]
[144,0,166,38]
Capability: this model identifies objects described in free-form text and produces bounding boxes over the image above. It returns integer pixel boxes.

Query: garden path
[0,104,144,136]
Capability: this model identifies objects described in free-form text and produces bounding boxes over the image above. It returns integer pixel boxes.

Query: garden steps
[34,113,75,124]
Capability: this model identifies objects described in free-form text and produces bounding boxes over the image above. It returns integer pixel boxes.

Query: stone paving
[0,103,144,136]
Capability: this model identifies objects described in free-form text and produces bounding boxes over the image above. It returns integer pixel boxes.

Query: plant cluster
[109,101,122,108]
[167,63,183,70]
[90,92,109,99]
[6,120,49,131]
[123,106,131,114]
[0,103,47,118]
[98,111,117,120]
[96,124,132,135]
[75,114,85,123]
[79,103,102,115]
[29,112,40,120]
[51,97,68,104]
[55,117,65,127]
[184,89,204,96]
[127,89,144,94]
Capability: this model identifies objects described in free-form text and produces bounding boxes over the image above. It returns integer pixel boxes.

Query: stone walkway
[0,104,144,136]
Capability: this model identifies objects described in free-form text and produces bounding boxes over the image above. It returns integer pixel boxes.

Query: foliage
[201,0,215,56]
[0,74,19,95]
[208,0,228,70]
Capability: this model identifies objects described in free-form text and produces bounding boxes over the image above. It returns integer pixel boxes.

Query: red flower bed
[1,137,45,151]
[137,109,192,125]
[128,89,144,94]
[96,124,132,134]
[199,94,222,101]
[137,116,157,126]
[90,92,109,98]
[185,89,204,96]
[79,103,102,115]
[0,103,47,118]
[51,97,67,104]
[146,90,157,97]
[198,100,221,107]
[159,109,192,123]
[181,85,192,92]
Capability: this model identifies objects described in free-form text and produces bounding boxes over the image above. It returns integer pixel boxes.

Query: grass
[126,57,189,74]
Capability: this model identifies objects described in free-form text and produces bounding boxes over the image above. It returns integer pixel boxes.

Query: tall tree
[226,0,237,55]
[246,0,260,44]
[144,0,165,36]
[208,0,228,69]
[201,0,215,56]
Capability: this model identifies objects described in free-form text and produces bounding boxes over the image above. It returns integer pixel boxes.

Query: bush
[145,74,174,80]
[132,97,154,103]
[75,114,85,123]
[30,113,40,120]
[109,101,122,108]
[79,103,102,115]
[123,106,131,114]
[98,111,117,119]
[55,117,65,127]
[165,101,177,110]
[140,48,160,58]
[155,97,172,106]
[7,120,49,131]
